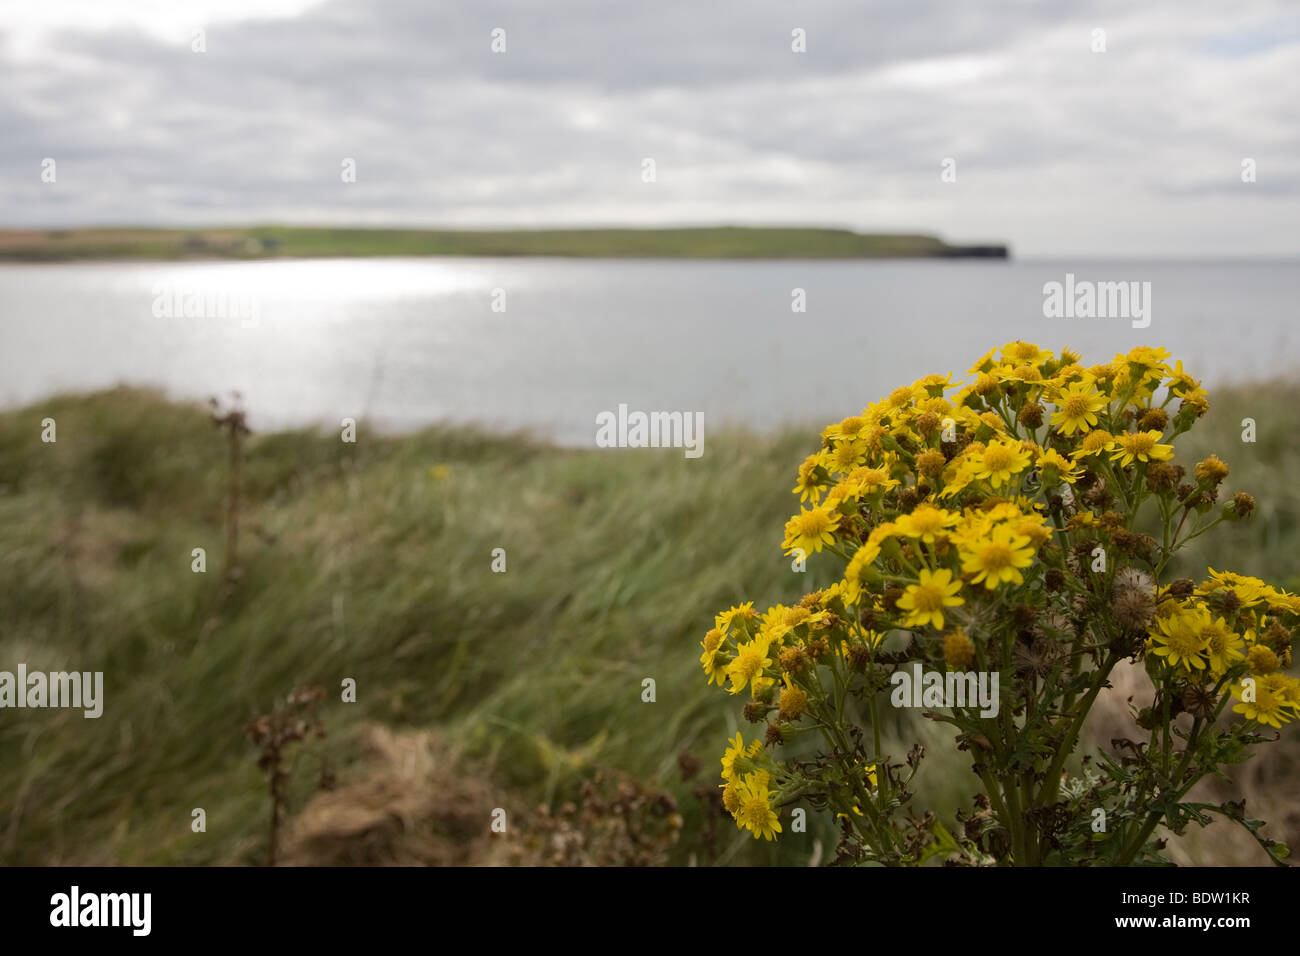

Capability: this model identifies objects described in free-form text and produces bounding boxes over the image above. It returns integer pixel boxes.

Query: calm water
[1,258,1296,445]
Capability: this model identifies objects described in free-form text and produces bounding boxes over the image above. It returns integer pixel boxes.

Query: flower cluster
[1152,570,1300,727]
[699,342,1297,864]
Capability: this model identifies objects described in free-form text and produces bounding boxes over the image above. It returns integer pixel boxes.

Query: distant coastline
[0,226,1010,262]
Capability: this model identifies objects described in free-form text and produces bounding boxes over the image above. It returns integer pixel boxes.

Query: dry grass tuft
[279,725,506,866]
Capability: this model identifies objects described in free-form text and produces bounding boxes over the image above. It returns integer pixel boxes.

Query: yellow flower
[894,504,959,544]
[1046,359,1086,388]
[1197,569,1270,607]
[1267,673,1300,715]
[829,439,867,472]
[1109,430,1174,467]
[960,524,1035,590]
[1151,607,1209,671]
[1010,513,1053,548]
[1201,616,1246,677]
[720,779,740,813]
[968,346,999,374]
[720,732,763,781]
[727,638,773,695]
[972,439,1032,489]
[1194,455,1230,483]
[1167,360,1201,398]
[1067,510,1098,531]
[917,372,955,395]
[845,465,899,496]
[916,395,954,417]
[770,604,823,638]
[714,602,757,635]
[1072,429,1115,460]
[1120,346,1172,389]
[700,627,729,686]
[1124,345,1172,368]
[997,363,1045,385]
[1050,382,1107,435]
[1231,676,1293,728]
[733,771,783,841]
[842,528,893,605]
[827,415,868,441]
[782,504,840,556]
[1246,644,1280,675]
[896,568,964,630]
[1266,590,1300,617]
[1000,341,1052,366]
[1036,447,1082,484]
[886,383,921,409]
[792,453,829,502]
[777,679,808,721]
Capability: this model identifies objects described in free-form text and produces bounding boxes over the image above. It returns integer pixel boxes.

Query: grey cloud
[0,0,1296,255]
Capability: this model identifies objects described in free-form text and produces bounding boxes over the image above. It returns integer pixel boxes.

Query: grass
[0,380,1296,865]
[0,226,1008,262]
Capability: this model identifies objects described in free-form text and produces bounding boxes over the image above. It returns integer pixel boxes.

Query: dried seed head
[1017,403,1045,428]
[1012,604,1037,627]
[1034,609,1076,642]
[1138,407,1169,431]
[778,645,810,673]
[1113,585,1155,632]
[1264,620,1294,663]
[1145,462,1177,492]
[1181,685,1218,720]
[743,700,768,723]
[1013,637,1058,680]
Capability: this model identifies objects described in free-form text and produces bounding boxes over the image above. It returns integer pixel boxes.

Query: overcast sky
[1,0,1296,257]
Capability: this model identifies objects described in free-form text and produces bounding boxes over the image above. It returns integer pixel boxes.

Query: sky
[0,0,1297,257]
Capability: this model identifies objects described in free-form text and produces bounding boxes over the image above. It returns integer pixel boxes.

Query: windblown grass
[0,381,1296,864]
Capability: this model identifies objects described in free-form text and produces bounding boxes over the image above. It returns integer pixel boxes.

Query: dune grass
[0,381,1296,864]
